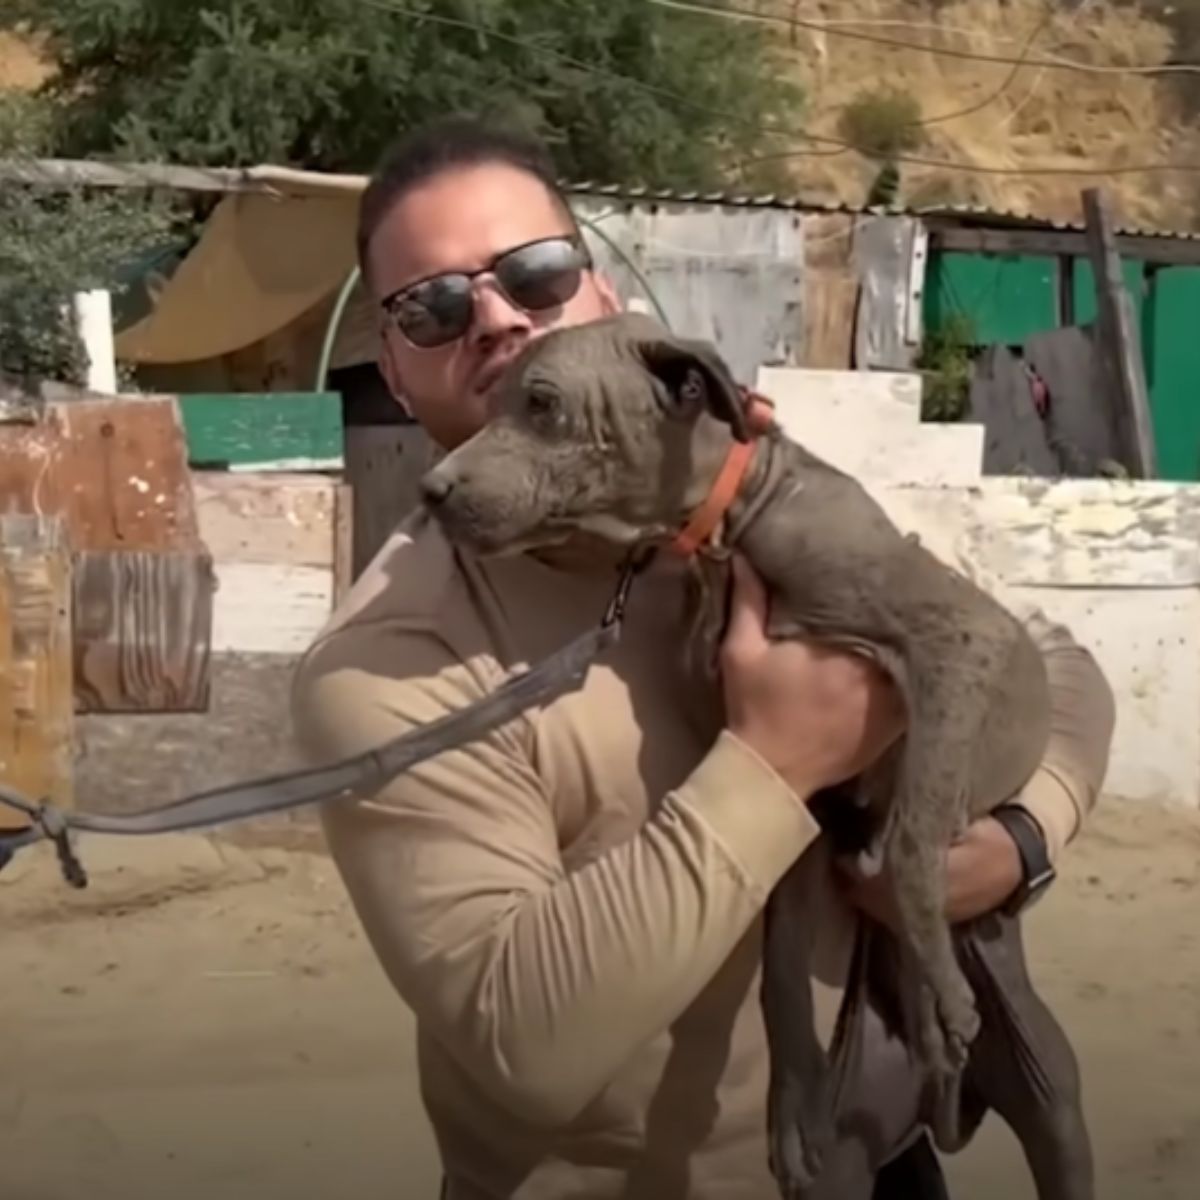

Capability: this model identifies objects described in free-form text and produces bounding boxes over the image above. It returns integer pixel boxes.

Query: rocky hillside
[760,0,1200,231]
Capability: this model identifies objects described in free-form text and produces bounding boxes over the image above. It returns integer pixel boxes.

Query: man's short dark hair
[356,114,578,284]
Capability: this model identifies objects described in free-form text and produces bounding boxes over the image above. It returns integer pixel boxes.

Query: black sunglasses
[380,235,593,349]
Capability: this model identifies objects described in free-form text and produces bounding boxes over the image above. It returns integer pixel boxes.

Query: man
[290,115,1116,1199]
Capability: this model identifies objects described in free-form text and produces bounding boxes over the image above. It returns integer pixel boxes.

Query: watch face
[1022,866,1057,910]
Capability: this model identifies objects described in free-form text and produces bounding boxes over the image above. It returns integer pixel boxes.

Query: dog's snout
[420,471,456,507]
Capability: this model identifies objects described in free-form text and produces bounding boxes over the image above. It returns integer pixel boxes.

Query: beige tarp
[114,190,362,365]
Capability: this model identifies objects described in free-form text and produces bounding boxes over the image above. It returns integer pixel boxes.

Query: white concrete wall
[759,365,1200,809]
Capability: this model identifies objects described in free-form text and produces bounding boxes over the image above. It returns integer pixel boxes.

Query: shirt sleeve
[290,624,822,1128]
[1012,607,1117,862]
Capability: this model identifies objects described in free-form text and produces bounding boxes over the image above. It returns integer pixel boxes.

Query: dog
[418,312,1092,1200]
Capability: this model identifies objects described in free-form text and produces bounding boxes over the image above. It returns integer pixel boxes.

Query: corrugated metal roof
[563,180,1200,242]
[907,200,1200,242]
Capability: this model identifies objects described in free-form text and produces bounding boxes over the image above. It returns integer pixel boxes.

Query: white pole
[71,288,117,394]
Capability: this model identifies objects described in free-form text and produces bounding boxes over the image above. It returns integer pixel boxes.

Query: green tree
[5,0,804,190]
[0,92,187,384]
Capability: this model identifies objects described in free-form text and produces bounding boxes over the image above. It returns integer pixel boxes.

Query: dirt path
[4,795,1199,1200]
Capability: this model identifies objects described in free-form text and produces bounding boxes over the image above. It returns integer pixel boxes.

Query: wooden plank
[333,482,354,606]
[72,551,214,713]
[0,395,215,713]
[344,424,438,579]
[802,270,858,369]
[192,471,336,566]
[210,562,332,654]
[966,345,1062,477]
[0,396,205,554]
[1024,325,1124,476]
[1082,187,1158,478]
[0,157,367,197]
[928,223,1200,269]
[0,514,74,828]
[175,392,344,470]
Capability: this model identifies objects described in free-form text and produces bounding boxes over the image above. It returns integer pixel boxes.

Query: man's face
[365,163,621,450]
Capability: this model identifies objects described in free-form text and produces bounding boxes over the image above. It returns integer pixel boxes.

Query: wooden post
[1082,187,1158,478]
[333,481,355,605]
[0,514,74,829]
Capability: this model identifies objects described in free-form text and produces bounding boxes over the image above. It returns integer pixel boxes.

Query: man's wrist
[991,802,1057,915]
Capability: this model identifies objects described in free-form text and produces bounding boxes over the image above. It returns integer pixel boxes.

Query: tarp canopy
[114,188,361,365]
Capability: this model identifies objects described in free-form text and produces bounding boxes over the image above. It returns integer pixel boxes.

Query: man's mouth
[472,356,518,397]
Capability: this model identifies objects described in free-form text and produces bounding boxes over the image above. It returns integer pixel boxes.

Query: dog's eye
[527,383,560,416]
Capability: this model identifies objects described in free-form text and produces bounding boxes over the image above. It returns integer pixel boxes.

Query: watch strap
[992,803,1056,916]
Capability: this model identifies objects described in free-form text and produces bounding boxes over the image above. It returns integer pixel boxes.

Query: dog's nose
[420,472,455,508]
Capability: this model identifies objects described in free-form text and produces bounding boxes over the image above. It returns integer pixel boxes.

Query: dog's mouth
[425,498,567,558]
[429,498,651,561]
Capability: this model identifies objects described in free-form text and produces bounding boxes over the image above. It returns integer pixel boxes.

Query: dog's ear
[635,333,750,443]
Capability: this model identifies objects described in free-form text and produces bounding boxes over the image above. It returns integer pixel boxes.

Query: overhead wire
[359,0,1200,179]
[895,1,1059,130]
[992,0,1103,133]
[646,0,1200,77]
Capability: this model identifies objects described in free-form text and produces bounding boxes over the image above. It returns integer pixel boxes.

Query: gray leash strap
[0,552,647,890]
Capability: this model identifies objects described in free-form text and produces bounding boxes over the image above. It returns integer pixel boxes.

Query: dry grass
[0,30,53,91]
[751,0,1200,230]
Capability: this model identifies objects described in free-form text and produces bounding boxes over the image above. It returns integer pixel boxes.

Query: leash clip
[602,545,656,629]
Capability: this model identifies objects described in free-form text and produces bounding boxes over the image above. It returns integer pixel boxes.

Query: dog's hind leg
[954,912,1095,1200]
[883,653,998,1082]
[762,848,841,1196]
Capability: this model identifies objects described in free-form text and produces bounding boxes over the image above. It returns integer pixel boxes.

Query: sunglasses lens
[393,275,474,348]
[386,238,589,348]
[495,239,587,312]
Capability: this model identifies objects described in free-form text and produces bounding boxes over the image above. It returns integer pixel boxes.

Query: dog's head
[417,312,754,557]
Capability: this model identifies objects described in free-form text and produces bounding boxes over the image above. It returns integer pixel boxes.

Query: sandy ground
[3,794,1200,1200]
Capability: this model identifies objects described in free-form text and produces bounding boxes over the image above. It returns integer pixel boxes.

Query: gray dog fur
[418,312,1092,1200]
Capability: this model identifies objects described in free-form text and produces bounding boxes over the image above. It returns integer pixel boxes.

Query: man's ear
[635,331,750,442]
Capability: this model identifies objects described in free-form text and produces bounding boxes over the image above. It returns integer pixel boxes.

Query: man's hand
[836,815,1024,929]
[720,555,905,800]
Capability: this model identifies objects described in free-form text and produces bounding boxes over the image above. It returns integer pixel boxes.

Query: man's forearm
[1013,609,1117,862]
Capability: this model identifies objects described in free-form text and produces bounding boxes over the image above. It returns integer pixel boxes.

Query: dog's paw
[768,1077,834,1196]
[931,987,980,1076]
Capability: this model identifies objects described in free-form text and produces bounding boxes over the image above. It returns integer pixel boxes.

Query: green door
[923,252,1058,346]
[1139,267,1200,482]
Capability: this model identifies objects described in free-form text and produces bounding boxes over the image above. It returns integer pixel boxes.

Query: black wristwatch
[992,803,1056,916]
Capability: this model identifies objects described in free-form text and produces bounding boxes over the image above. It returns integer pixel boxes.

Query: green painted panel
[1144,267,1200,482]
[923,252,1058,346]
[176,392,343,469]
[1070,258,1146,331]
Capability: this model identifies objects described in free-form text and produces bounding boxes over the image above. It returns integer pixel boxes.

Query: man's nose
[468,278,533,344]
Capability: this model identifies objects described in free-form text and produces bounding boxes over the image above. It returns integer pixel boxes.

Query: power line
[647,0,1200,77]
[992,0,1103,134]
[736,143,1200,178]
[903,2,1057,130]
[361,0,1200,180]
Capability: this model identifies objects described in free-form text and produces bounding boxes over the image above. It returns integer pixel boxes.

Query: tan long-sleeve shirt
[290,509,1116,1200]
